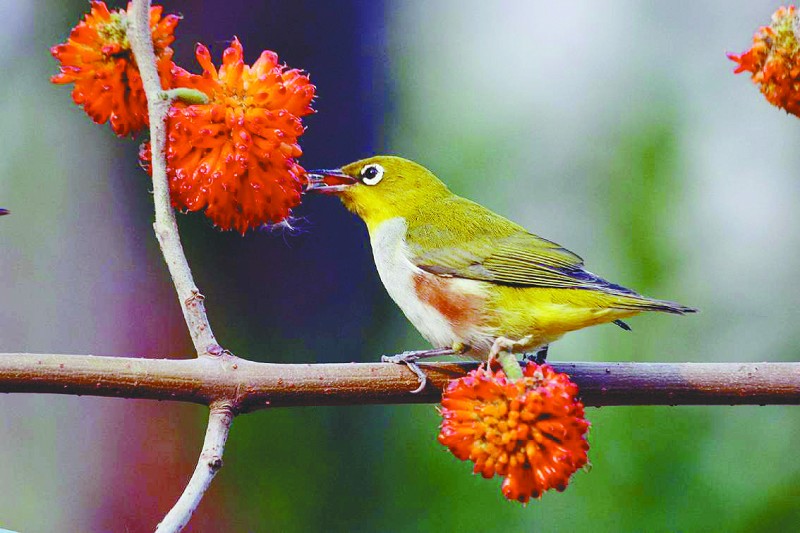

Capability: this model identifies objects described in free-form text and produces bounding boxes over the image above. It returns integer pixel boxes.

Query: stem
[163,88,209,105]
[793,10,800,44]
[155,402,234,533]
[2,353,800,407]
[497,352,523,380]
[127,0,220,358]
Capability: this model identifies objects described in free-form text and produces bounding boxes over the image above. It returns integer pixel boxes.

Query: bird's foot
[382,344,468,394]
[524,345,549,365]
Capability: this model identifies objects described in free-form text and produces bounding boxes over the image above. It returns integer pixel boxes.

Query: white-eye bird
[307,156,695,391]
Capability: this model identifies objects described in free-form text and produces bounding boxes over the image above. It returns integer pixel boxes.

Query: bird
[306,156,695,391]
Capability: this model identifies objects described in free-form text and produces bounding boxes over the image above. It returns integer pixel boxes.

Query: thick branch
[155,402,234,533]
[2,353,799,408]
[127,0,219,357]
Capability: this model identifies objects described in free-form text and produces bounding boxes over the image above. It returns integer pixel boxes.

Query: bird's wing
[406,196,630,291]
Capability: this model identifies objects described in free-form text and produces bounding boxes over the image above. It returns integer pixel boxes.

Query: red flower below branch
[438,363,590,503]
[141,38,316,233]
[51,1,178,136]
[729,6,800,117]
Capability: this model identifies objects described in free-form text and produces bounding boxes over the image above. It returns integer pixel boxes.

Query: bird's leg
[487,335,534,368]
[382,343,469,394]
[524,345,549,365]
[535,345,549,364]
[381,346,458,365]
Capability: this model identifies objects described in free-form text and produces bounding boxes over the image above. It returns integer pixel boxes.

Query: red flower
[141,38,315,233]
[51,1,178,136]
[729,6,800,117]
[438,364,589,503]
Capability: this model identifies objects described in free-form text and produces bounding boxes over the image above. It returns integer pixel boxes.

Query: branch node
[204,344,224,357]
[210,399,236,414]
[206,456,224,471]
[185,289,205,306]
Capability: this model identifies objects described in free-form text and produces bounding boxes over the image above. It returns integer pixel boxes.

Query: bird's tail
[608,292,698,315]
[585,273,696,315]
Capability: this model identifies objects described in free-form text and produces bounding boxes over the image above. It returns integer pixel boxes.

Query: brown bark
[2,353,798,409]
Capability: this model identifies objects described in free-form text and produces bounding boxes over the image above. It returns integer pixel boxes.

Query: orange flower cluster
[51,1,177,137]
[729,6,800,117]
[141,39,315,233]
[52,3,315,231]
[439,363,589,503]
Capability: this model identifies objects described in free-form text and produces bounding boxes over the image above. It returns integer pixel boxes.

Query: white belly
[369,217,489,351]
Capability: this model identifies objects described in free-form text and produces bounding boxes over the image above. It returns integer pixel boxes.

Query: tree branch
[127,2,228,529]
[127,0,219,358]
[2,353,799,408]
[155,402,234,533]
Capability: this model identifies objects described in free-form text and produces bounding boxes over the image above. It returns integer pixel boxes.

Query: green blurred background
[2,1,800,531]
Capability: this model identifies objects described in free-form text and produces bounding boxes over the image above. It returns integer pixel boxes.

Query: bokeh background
[2,0,800,531]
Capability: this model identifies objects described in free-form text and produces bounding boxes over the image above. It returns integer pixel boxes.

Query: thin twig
[127,0,220,358]
[127,2,231,530]
[155,402,234,533]
[2,353,799,407]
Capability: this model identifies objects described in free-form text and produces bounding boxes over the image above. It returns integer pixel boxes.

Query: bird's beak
[0,208,8,216]
[305,169,357,194]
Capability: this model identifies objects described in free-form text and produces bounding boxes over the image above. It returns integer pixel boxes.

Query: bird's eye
[361,164,384,186]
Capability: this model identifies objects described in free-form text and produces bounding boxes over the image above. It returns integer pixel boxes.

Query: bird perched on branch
[307,156,695,391]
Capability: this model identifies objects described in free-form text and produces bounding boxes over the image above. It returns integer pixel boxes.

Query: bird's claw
[382,347,464,393]
[405,362,428,394]
[381,351,428,393]
[524,345,549,365]
[380,351,419,365]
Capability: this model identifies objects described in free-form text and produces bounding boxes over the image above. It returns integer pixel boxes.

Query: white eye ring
[361,163,384,186]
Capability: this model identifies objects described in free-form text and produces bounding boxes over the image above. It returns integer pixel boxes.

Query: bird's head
[306,156,450,227]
